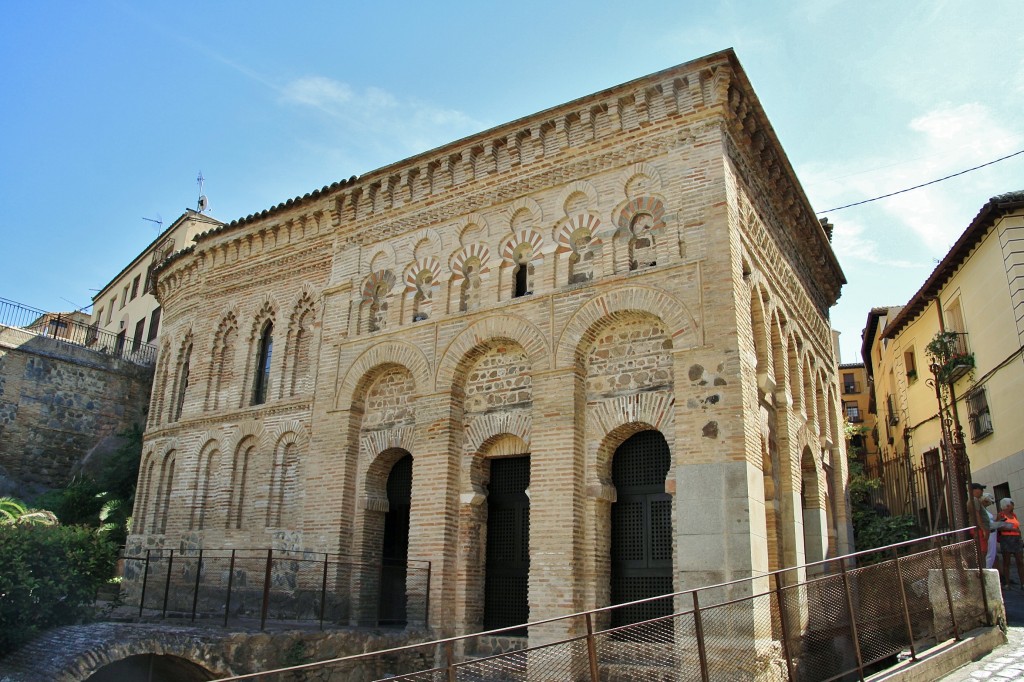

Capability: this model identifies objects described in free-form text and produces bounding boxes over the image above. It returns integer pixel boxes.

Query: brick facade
[126,50,850,646]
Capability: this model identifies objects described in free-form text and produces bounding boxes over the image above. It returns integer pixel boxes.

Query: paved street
[939,585,1024,681]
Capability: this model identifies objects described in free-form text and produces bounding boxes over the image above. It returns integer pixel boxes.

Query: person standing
[981,493,999,569]
[997,498,1024,589]
[967,482,992,560]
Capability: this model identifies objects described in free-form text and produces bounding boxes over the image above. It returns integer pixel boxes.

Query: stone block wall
[0,325,152,495]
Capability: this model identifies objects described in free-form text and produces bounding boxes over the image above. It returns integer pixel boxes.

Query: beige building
[128,50,849,647]
[837,362,880,475]
[863,191,1024,529]
[90,209,222,359]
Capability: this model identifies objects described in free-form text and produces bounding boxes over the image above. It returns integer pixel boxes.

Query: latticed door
[611,430,673,626]
[380,454,412,625]
[484,456,531,633]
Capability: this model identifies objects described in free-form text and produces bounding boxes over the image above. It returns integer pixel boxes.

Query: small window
[967,388,993,441]
[174,344,192,421]
[131,275,141,300]
[842,373,857,394]
[96,308,104,326]
[844,401,862,423]
[904,349,917,382]
[120,285,129,309]
[107,300,115,323]
[252,322,274,405]
[147,307,161,341]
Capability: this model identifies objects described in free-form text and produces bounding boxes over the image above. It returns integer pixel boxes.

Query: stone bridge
[0,621,429,681]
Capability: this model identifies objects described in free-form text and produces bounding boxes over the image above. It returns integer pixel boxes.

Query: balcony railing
[842,381,861,394]
[0,297,157,366]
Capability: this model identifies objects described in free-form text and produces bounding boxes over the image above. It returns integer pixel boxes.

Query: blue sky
[1,1,1021,362]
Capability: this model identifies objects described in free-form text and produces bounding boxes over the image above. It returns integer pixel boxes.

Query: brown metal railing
[210,529,992,681]
[869,449,951,534]
[120,547,431,630]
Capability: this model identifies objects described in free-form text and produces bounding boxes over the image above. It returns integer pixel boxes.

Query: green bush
[0,524,117,655]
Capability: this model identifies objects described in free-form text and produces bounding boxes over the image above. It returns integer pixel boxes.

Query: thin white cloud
[804,101,1023,259]
[280,75,484,157]
[830,219,923,270]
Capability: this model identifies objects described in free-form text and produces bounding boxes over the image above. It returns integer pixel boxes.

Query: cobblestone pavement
[940,585,1024,681]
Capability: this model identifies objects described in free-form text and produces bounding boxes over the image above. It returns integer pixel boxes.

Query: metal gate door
[484,456,530,633]
[380,454,412,626]
[610,430,672,626]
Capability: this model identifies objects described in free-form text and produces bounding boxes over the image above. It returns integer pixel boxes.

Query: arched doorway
[484,455,531,633]
[610,430,672,626]
[86,654,215,681]
[380,453,412,626]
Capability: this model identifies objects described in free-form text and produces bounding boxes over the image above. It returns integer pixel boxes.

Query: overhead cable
[816,148,1024,214]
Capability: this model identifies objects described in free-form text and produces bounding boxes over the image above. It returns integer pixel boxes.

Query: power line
[816,148,1024,214]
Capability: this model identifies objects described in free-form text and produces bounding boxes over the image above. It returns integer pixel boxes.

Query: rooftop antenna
[142,214,163,233]
[196,171,209,213]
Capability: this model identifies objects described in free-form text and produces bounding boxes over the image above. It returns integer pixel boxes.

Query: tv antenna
[196,171,209,213]
[142,214,163,233]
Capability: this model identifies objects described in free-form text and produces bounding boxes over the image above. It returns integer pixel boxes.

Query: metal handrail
[0,296,157,366]
[212,528,990,681]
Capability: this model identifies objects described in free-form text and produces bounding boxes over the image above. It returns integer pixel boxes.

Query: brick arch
[28,625,234,682]
[436,314,551,388]
[554,213,603,253]
[620,161,664,195]
[412,226,444,259]
[499,228,545,262]
[465,411,532,454]
[362,447,413,511]
[403,257,442,290]
[557,179,599,214]
[614,196,666,232]
[363,241,398,276]
[269,419,310,450]
[505,196,544,227]
[592,420,672,487]
[555,287,698,367]
[336,341,432,410]
[222,420,267,456]
[465,432,531,494]
[449,243,491,279]
[360,269,397,301]
[456,212,490,246]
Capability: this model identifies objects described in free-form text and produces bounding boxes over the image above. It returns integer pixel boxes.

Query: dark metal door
[611,430,672,626]
[484,456,530,633]
[380,454,412,626]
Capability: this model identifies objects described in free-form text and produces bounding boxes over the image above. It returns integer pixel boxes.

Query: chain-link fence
[120,548,430,630]
[210,530,993,681]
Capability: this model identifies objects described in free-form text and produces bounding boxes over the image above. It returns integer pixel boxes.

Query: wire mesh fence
[120,547,430,630]
[208,529,994,681]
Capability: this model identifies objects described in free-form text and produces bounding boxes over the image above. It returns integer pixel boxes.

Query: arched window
[628,213,657,271]
[173,343,192,421]
[511,245,532,298]
[460,261,482,312]
[252,322,273,405]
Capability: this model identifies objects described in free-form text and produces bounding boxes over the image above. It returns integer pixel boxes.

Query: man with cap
[968,482,992,557]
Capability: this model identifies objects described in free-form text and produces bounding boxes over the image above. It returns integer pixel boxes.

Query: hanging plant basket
[925,331,975,384]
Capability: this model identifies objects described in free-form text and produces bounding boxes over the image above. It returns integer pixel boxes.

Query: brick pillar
[406,392,461,635]
[527,367,585,643]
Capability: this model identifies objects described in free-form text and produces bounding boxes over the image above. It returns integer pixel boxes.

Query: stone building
[128,49,849,642]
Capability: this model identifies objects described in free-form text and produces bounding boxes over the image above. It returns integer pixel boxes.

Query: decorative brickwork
[126,50,849,653]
